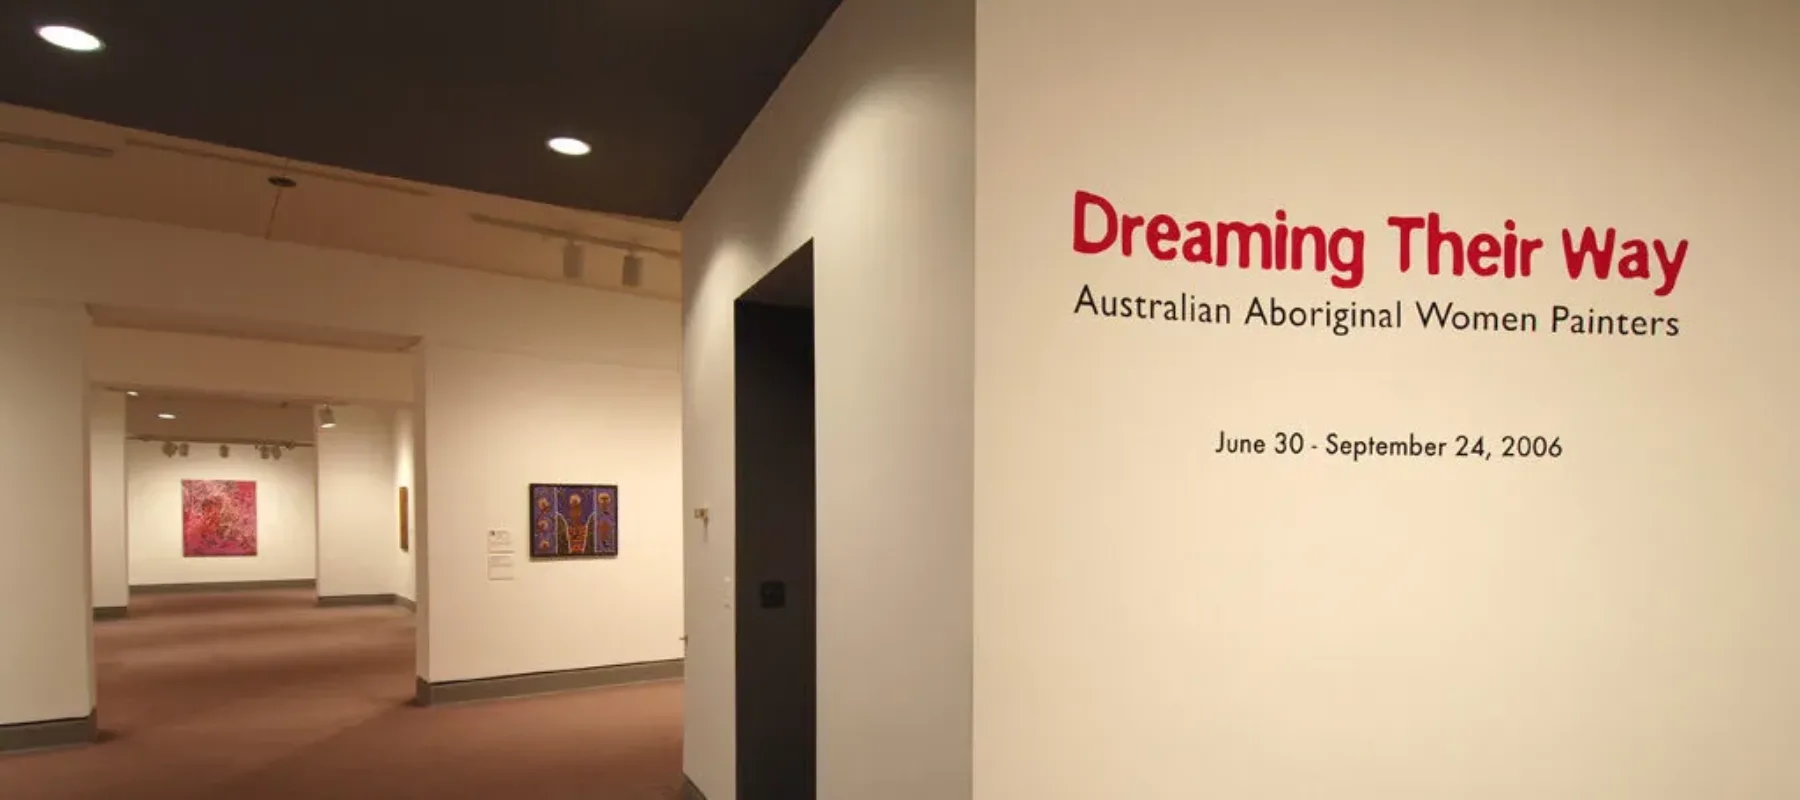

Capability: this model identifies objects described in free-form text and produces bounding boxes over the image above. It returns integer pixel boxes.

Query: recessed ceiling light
[547,136,591,156]
[156,412,177,420]
[126,390,139,397]
[37,25,103,53]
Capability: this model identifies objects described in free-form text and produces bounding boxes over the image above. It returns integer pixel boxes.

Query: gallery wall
[971,2,1800,798]
[89,391,129,611]
[393,407,418,603]
[88,326,415,406]
[126,395,315,445]
[316,404,404,600]
[417,344,683,684]
[679,0,974,796]
[127,439,319,588]
[0,300,92,727]
[0,203,678,369]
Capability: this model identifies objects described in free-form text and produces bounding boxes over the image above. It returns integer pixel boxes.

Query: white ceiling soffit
[0,103,684,300]
[86,303,424,353]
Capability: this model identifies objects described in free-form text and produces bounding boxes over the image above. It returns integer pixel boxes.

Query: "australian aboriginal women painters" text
[1070,289,1680,337]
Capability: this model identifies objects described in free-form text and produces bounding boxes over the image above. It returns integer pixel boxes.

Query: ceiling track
[128,434,316,448]
[0,130,114,158]
[467,212,682,259]
[123,137,432,197]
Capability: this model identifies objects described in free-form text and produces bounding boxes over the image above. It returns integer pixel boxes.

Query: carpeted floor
[0,589,685,799]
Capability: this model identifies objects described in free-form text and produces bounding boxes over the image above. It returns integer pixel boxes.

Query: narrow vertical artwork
[528,483,619,559]
[181,479,258,557]
[398,486,410,552]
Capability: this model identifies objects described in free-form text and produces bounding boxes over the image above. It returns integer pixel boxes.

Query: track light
[319,405,337,429]
[258,445,271,460]
[161,441,177,458]
[177,443,190,457]
[219,444,230,458]
[562,240,585,280]
[273,447,284,460]
[621,252,644,288]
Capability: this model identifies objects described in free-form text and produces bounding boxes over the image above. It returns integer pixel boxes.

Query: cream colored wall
[416,344,683,683]
[393,407,418,603]
[89,326,415,405]
[316,404,401,599]
[127,440,319,587]
[680,0,975,797]
[89,391,128,610]
[973,2,1800,798]
[0,202,677,368]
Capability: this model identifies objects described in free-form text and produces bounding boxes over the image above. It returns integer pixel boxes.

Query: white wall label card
[486,553,514,581]
[486,529,513,553]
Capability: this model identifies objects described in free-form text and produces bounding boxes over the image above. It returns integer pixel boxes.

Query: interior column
[0,300,97,751]
[88,389,128,619]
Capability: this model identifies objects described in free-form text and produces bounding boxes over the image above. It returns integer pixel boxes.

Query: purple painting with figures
[528,483,619,559]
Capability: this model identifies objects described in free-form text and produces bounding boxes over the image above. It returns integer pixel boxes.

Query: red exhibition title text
[1071,190,1688,296]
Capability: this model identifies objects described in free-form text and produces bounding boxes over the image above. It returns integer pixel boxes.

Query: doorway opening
[734,240,817,800]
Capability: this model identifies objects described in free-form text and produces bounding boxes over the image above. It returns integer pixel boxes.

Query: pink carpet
[0,589,686,799]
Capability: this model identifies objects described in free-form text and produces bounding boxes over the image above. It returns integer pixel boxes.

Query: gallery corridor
[0,590,684,799]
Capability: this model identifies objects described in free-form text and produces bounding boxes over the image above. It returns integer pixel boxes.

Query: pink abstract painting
[181,479,258,557]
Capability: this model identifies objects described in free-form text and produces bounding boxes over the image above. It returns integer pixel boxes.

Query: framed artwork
[528,483,619,559]
[398,486,410,552]
[182,479,258,557]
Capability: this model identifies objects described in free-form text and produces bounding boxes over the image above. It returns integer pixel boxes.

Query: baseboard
[316,594,417,611]
[131,579,316,594]
[316,593,396,608]
[681,775,708,800]
[0,711,96,754]
[413,659,684,707]
[92,606,128,621]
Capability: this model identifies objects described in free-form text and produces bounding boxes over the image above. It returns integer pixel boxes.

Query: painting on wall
[528,483,619,559]
[398,486,410,552]
[181,479,258,557]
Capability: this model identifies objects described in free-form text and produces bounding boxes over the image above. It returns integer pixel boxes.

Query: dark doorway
[734,241,817,800]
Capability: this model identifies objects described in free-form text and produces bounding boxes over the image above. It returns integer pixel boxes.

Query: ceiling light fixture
[161,441,177,458]
[177,443,190,457]
[621,252,644,288]
[126,390,139,397]
[220,444,230,458]
[37,25,103,52]
[318,405,337,429]
[157,412,177,420]
[547,136,590,157]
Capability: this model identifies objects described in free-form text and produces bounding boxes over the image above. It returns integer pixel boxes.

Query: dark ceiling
[0,1,842,221]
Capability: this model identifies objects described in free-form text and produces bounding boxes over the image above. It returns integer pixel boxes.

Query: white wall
[418,344,683,683]
[89,390,128,610]
[126,394,315,444]
[316,404,401,599]
[0,300,93,726]
[972,2,1800,799]
[89,326,414,406]
[0,202,678,369]
[127,439,318,587]
[393,407,418,602]
[679,0,975,796]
